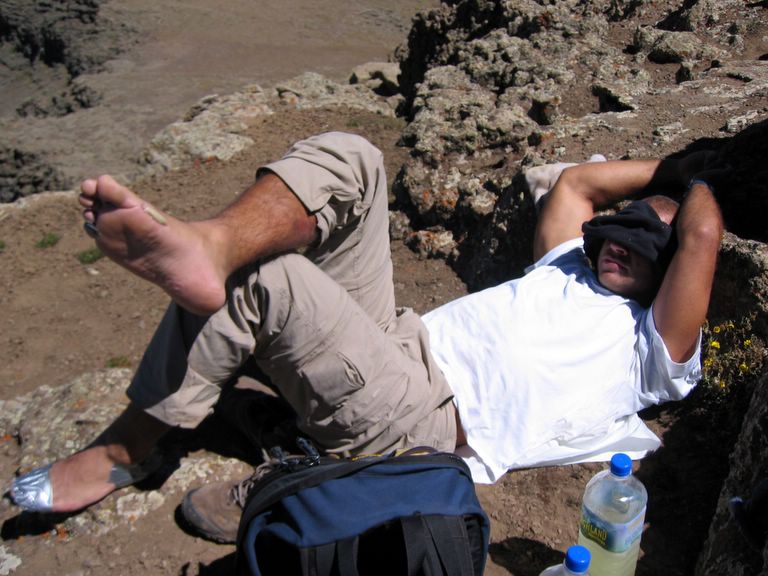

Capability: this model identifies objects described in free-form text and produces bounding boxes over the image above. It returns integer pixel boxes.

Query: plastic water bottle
[539,545,591,575]
[576,453,647,576]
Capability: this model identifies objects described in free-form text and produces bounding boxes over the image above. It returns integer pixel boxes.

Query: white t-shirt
[423,238,701,484]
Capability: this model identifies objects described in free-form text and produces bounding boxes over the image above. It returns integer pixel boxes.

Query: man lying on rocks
[9,132,723,544]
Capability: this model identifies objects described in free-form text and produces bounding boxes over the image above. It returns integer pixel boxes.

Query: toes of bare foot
[75,175,226,315]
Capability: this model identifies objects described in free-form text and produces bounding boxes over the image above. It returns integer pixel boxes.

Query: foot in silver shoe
[10,452,163,513]
[10,464,53,512]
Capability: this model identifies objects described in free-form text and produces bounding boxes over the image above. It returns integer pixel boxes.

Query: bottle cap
[565,545,591,573]
[610,453,632,477]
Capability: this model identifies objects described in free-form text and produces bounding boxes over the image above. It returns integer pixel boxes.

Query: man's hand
[677,150,719,185]
[688,167,733,198]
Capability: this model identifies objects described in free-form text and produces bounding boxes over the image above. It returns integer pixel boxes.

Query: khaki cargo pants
[127,132,456,456]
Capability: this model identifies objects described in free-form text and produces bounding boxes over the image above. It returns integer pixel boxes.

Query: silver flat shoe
[10,453,162,513]
[10,463,53,512]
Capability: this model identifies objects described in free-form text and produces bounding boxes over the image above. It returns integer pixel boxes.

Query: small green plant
[76,247,103,264]
[0,240,5,253]
[106,356,131,368]
[36,232,60,249]
[701,315,766,396]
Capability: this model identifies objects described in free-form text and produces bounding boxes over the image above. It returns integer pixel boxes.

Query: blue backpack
[236,442,490,575]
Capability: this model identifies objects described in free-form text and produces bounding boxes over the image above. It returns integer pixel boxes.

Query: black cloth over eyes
[582,200,674,268]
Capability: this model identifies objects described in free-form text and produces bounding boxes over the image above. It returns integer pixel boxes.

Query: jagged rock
[394,0,645,288]
[633,26,722,64]
[139,72,398,175]
[653,121,687,143]
[403,64,534,159]
[274,72,397,116]
[139,85,273,174]
[591,83,637,113]
[406,228,457,259]
[0,0,131,76]
[658,0,743,32]
[0,545,21,576]
[695,235,768,575]
[0,145,65,203]
[349,62,401,96]
[388,210,412,241]
[529,93,561,126]
[710,234,768,338]
[676,61,696,83]
[16,80,101,118]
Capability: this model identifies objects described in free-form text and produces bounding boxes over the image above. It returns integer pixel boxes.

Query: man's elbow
[551,167,600,210]
[679,218,723,253]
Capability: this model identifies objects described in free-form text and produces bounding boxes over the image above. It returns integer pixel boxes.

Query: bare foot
[79,175,227,315]
[45,446,133,512]
[12,404,169,512]
[11,445,160,513]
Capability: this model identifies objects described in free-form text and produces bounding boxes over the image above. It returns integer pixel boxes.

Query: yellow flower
[710,341,720,349]
[744,339,752,347]
[739,363,749,374]
[703,358,714,368]
[726,321,735,329]
[713,326,721,334]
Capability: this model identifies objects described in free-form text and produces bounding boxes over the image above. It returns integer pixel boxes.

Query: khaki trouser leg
[127,132,456,453]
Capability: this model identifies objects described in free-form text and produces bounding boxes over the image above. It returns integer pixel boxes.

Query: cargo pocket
[296,343,379,437]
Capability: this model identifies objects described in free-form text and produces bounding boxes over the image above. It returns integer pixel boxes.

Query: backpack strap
[335,537,360,576]
[423,516,475,576]
[300,542,338,576]
[401,515,441,576]
[298,538,360,576]
[401,515,476,576]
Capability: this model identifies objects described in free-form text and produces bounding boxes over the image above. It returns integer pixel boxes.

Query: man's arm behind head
[653,180,724,362]
[533,159,665,261]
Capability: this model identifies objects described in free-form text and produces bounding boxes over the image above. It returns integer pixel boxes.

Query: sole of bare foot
[79,175,227,316]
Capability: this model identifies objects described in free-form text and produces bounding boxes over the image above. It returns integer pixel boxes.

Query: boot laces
[227,454,304,508]
[228,474,260,508]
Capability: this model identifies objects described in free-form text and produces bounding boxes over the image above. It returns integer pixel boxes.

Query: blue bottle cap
[565,545,591,573]
[610,453,633,477]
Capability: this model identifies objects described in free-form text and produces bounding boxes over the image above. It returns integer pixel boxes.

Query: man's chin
[598,273,630,297]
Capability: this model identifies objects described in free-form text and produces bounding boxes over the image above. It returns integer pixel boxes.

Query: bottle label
[579,506,645,553]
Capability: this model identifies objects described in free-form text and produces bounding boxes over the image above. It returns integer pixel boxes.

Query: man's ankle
[95,403,171,465]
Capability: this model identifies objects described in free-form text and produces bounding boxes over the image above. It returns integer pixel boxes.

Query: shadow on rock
[153,380,303,489]
[1,509,75,540]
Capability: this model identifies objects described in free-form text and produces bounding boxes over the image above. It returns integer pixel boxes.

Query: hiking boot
[181,473,261,544]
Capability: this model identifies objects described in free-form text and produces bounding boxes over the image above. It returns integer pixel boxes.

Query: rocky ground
[1,1,768,575]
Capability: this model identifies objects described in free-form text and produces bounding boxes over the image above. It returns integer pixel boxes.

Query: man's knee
[310,131,381,157]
